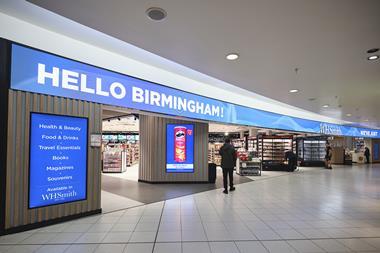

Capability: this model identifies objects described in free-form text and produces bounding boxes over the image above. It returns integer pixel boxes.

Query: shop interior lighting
[367,48,379,54]
[289,89,299,93]
[322,104,329,108]
[368,55,379,61]
[226,53,239,60]
[346,113,352,117]
[224,132,229,136]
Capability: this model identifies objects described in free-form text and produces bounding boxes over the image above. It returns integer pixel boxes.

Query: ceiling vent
[146,7,167,21]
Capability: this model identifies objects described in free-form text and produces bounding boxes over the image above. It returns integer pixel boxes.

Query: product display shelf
[247,137,257,152]
[102,148,127,173]
[258,135,293,171]
[296,137,326,166]
[236,158,262,176]
[127,142,139,166]
[232,138,245,149]
[208,142,223,165]
[353,138,365,152]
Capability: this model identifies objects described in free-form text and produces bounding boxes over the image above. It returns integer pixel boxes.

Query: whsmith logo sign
[10,43,380,138]
[320,123,343,135]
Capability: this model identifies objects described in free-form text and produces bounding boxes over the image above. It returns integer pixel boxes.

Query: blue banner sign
[166,124,194,173]
[10,44,380,138]
[29,113,88,208]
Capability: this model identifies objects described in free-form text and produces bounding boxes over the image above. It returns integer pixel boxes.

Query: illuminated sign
[10,43,380,138]
[166,124,194,173]
[320,123,343,136]
[29,113,87,208]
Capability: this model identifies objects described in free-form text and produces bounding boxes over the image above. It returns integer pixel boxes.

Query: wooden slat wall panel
[139,115,209,182]
[5,90,102,229]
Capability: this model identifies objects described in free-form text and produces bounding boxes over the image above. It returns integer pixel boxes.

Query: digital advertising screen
[166,124,194,173]
[29,113,88,208]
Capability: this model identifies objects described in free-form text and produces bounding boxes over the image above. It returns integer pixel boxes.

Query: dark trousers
[222,167,234,191]
[366,155,370,163]
[288,159,296,171]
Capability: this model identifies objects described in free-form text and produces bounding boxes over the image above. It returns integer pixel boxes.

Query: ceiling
[19,0,380,127]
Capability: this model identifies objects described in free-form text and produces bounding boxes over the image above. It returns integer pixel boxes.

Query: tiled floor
[1,164,380,252]
[101,166,252,209]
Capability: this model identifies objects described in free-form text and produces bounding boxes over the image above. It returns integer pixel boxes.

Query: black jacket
[285,151,297,162]
[219,143,237,168]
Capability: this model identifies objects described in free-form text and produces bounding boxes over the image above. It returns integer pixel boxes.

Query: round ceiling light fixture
[367,48,379,54]
[146,7,167,21]
[368,55,379,61]
[322,104,329,108]
[289,89,299,93]
[226,53,239,61]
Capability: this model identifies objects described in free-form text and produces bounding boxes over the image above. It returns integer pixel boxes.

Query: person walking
[364,147,370,164]
[325,142,333,169]
[219,138,237,194]
[285,150,297,172]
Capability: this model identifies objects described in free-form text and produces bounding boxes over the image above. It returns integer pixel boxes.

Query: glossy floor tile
[1,164,380,252]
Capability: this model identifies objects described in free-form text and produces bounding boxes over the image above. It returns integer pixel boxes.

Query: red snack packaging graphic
[174,126,186,162]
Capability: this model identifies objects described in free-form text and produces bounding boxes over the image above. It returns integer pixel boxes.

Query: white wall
[0,7,348,125]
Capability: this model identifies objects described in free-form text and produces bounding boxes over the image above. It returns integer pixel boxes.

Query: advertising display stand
[166,124,194,173]
[29,113,88,209]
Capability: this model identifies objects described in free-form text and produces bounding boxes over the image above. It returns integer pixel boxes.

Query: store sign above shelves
[10,43,380,138]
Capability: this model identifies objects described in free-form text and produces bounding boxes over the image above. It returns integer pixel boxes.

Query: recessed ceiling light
[368,55,379,61]
[289,89,299,93]
[364,119,369,122]
[367,48,379,54]
[322,104,329,108]
[146,7,167,21]
[224,132,229,136]
[226,53,239,60]
[346,113,352,117]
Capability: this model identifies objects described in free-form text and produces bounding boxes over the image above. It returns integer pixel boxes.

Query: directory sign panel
[10,43,380,138]
[166,124,194,173]
[29,113,88,208]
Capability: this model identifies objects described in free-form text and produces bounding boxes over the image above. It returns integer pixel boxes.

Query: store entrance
[99,108,329,213]
[101,108,143,212]
[102,112,140,180]
[99,107,253,213]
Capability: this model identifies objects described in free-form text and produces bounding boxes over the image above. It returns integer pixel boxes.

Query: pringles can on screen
[174,126,186,162]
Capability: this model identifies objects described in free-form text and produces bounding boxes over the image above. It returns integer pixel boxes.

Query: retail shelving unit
[247,137,257,152]
[127,143,139,166]
[296,136,326,166]
[236,158,262,176]
[102,149,127,173]
[102,133,140,171]
[353,138,365,152]
[232,138,245,151]
[258,135,293,171]
[208,142,223,165]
